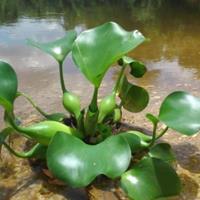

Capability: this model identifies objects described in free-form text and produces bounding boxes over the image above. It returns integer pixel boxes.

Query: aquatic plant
[1,22,200,200]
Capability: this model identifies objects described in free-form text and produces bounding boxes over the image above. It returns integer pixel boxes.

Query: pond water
[1,0,200,199]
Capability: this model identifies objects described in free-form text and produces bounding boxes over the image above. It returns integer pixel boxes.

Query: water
[0,0,200,122]
[1,1,200,199]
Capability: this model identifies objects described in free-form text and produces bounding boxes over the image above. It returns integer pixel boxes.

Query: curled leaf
[119,56,147,78]
[119,76,149,112]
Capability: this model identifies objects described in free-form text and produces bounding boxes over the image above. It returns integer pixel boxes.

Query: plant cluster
[1,22,200,200]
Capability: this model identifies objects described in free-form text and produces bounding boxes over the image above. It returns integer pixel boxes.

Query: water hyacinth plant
[1,22,200,200]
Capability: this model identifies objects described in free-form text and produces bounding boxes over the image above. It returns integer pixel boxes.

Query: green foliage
[47,132,131,187]
[1,21,200,199]
[98,94,116,123]
[159,91,200,135]
[0,61,18,112]
[27,30,77,63]
[62,92,81,119]
[72,22,146,87]
[18,120,82,145]
[119,56,147,78]
[119,75,149,112]
[121,157,181,200]
[148,143,176,164]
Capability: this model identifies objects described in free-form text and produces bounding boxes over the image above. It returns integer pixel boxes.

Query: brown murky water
[1,1,200,199]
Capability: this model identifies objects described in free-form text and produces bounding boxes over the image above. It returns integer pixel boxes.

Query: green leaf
[72,22,146,87]
[46,113,66,122]
[159,91,200,135]
[148,143,176,164]
[119,76,149,112]
[27,30,77,63]
[119,56,147,78]
[47,132,131,187]
[119,131,151,152]
[18,121,82,146]
[146,113,159,126]
[121,157,181,200]
[96,124,112,140]
[0,61,18,112]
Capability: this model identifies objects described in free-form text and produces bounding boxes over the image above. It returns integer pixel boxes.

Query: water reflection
[0,0,200,100]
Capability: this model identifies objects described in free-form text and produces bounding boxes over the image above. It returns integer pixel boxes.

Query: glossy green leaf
[27,30,77,63]
[159,91,200,135]
[18,121,82,146]
[119,76,149,112]
[119,56,147,78]
[72,22,146,87]
[121,157,181,200]
[47,132,131,187]
[0,61,18,111]
[148,143,176,164]
[119,131,151,152]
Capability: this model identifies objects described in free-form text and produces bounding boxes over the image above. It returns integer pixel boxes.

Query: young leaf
[146,113,159,126]
[148,143,176,164]
[47,132,131,188]
[159,91,200,135]
[72,22,146,87]
[119,56,147,78]
[27,30,77,63]
[119,131,151,152]
[121,157,181,200]
[119,76,149,112]
[0,61,18,112]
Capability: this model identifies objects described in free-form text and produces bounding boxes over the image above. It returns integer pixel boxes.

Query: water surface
[1,1,200,199]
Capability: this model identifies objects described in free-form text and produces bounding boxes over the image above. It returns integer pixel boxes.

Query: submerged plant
[1,22,200,200]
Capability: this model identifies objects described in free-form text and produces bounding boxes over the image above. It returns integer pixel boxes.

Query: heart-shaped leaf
[121,157,181,200]
[159,91,200,135]
[27,30,77,63]
[148,143,176,164]
[119,76,149,112]
[119,56,147,78]
[47,132,131,187]
[72,22,146,87]
[0,61,18,112]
